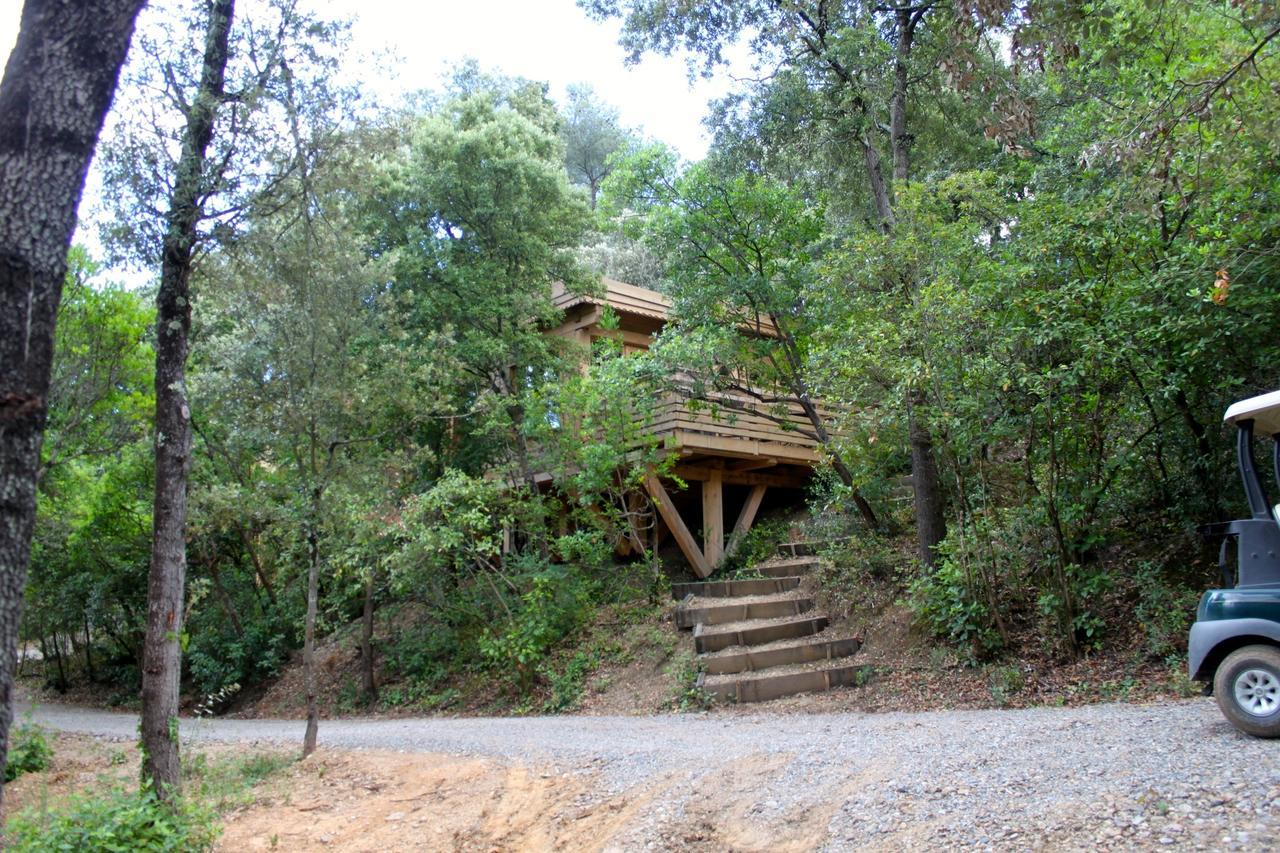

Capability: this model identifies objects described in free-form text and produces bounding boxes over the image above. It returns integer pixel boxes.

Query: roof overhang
[551,277,671,322]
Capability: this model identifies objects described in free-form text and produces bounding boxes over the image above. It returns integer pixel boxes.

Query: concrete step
[675,594,814,629]
[753,557,820,578]
[694,615,829,654]
[699,661,868,703]
[700,636,861,676]
[671,576,801,600]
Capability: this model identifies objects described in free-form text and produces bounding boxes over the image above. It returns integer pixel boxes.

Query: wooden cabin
[545,278,833,578]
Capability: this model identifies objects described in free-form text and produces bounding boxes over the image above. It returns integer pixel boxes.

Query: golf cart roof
[1225,390,1280,435]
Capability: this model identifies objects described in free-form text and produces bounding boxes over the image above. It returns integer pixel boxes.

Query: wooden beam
[725,485,767,561]
[733,458,778,473]
[645,473,711,578]
[669,429,820,463]
[673,464,809,489]
[702,469,724,567]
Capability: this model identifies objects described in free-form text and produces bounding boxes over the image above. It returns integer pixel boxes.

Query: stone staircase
[672,547,864,703]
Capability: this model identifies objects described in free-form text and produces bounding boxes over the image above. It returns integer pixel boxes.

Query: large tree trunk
[302,504,321,757]
[361,571,376,703]
[140,0,236,801]
[908,391,947,567]
[0,0,145,805]
[887,5,948,566]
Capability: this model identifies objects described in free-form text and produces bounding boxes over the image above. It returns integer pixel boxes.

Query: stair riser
[694,616,828,654]
[702,638,861,675]
[701,664,868,703]
[776,538,850,559]
[677,598,814,629]
[671,577,801,599]
[756,561,819,579]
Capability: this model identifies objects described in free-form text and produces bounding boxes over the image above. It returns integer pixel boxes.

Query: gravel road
[21,698,1280,850]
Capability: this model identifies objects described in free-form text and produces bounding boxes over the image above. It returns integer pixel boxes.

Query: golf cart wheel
[1214,644,1280,737]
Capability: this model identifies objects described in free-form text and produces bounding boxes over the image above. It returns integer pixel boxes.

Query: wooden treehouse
[547,278,833,578]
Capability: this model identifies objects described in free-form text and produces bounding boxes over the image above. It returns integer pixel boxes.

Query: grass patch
[5,743,295,852]
[5,720,52,782]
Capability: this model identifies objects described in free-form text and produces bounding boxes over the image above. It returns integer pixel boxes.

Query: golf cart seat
[1200,390,1280,588]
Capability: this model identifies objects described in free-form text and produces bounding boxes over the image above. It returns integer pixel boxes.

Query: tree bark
[889,5,921,184]
[360,571,376,703]
[302,503,321,757]
[908,391,947,567]
[140,0,236,801]
[0,0,145,805]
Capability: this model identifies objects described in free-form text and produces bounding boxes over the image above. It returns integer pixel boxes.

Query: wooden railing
[649,383,834,463]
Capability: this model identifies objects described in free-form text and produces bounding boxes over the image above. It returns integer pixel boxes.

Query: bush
[815,531,902,620]
[1133,561,1201,662]
[186,618,288,697]
[5,721,52,781]
[5,786,216,852]
[986,663,1025,707]
[724,517,790,573]
[907,556,1003,663]
[479,568,594,686]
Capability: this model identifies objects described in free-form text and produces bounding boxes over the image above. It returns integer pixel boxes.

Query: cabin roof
[552,277,671,322]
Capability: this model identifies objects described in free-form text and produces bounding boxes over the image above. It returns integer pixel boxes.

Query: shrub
[186,618,288,698]
[986,663,1025,707]
[1133,561,1201,662]
[724,517,790,573]
[5,787,216,852]
[815,531,902,619]
[5,721,52,781]
[479,568,594,687]
[907,556,1003,663]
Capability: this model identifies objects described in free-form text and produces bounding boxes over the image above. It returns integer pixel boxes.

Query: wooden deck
[544,278,828,578]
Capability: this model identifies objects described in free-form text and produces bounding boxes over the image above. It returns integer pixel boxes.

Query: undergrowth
[3,743,294,852]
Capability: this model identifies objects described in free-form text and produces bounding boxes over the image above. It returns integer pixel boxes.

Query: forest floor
[18,587,1199,723]
[216,581,1203,721]
[9,699,1278,850]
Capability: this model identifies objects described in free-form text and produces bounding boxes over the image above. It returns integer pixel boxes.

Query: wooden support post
[703,469,725,568]
[645,473,711,578]
[725,484,767,561]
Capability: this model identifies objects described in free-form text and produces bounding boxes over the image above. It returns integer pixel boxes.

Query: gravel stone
[21,698,1280,849]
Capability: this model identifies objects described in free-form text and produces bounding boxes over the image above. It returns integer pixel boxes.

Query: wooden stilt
[725,484,768,560]
[703,470,725,567]
[645,473,711,578]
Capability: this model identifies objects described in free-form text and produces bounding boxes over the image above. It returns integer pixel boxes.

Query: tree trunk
[889,6,918,184]
[908,391,947,567]
[206,556,244,638]
[360,571,376,703]
[50,632,67,693]
[302,506,321,757]
[0,0,146,805]
[238,525,278,606]
[83,613,95,683]
[140,0,236,801]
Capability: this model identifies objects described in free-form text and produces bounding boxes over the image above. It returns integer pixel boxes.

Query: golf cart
[1189,389,1280,736]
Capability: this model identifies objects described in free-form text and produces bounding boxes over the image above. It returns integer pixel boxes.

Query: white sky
[0,0,741,161]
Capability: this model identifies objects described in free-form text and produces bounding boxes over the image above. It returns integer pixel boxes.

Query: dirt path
[20,699,1280,850]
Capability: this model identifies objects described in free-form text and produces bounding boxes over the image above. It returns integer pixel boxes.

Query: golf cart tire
[1214,644,1280,738]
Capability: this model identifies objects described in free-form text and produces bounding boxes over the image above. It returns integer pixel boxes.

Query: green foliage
[666,651,711,711]
[723,518,789,574]
[5,787,217,853]
[541,650,598,712]
[5,721,52,782]
[907,557,1002,664]
[186,619,287,697]
[1133,562,1202,663]
[479,569,595,685]
[986,664,1025,707]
